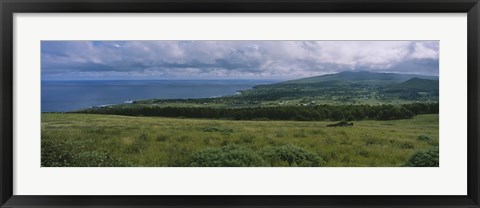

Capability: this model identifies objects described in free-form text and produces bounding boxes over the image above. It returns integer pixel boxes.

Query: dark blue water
[41,80,278,112]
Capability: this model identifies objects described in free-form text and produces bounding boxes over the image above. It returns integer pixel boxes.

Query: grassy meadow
[41,113,439,167]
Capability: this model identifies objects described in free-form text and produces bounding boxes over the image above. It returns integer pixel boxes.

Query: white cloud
[41,40,439,80]
[410,42,439,59]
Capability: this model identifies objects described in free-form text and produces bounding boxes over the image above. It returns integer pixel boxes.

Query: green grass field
[41,113,439,167]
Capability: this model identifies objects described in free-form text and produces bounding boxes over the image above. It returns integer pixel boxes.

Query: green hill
[398,78,439,90]
[257,71,437,87]
[240,71,439,104]
[134,71,439,107]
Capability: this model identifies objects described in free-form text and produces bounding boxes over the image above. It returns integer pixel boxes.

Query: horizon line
[41,71,439,81]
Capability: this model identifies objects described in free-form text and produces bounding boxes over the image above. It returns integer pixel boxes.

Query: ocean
[41,80,278,112]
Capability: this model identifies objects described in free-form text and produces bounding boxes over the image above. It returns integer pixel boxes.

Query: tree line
[76,103,438,121]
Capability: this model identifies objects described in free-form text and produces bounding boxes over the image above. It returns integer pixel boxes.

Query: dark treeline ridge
[75,103,438,121]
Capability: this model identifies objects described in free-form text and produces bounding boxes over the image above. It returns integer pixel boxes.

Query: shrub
[41,140,129,167]
[41,140,74,167]
[417,135,431,141]
[189,145,266,167]
[403,147,439,167]
[260,144,325,167]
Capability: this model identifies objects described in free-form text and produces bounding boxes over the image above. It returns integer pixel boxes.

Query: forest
[77,102,438,121]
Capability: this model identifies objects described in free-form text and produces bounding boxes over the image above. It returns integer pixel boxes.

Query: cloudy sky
[41,40,439,80]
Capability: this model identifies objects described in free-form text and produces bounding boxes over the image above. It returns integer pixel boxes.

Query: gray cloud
[41,40,439,80]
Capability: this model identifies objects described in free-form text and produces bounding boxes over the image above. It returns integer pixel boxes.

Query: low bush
[41,140,129,167]
[403,147,439,167]
[260,144,325,167]
[41,140,74,167]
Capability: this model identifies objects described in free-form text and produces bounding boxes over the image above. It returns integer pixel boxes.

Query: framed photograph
[1,0,479,207]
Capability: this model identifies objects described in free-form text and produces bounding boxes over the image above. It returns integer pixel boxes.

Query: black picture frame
[1,0,479,207]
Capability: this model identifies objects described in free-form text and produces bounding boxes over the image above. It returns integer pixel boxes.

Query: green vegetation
[42,71,440,167]
[241,71,438,104]
[403,147,439,167]
[41,113,439,167]
[260,144,325,167]
[417,135,431,141]
[77,102,438,121]
[108,71,438,108]
[42,139,131,167]
[189,145,266,167]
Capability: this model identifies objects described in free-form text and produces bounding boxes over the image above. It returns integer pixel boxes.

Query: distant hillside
[280,71,437,84]
[398,78,439,90]
[240,71,439,104]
